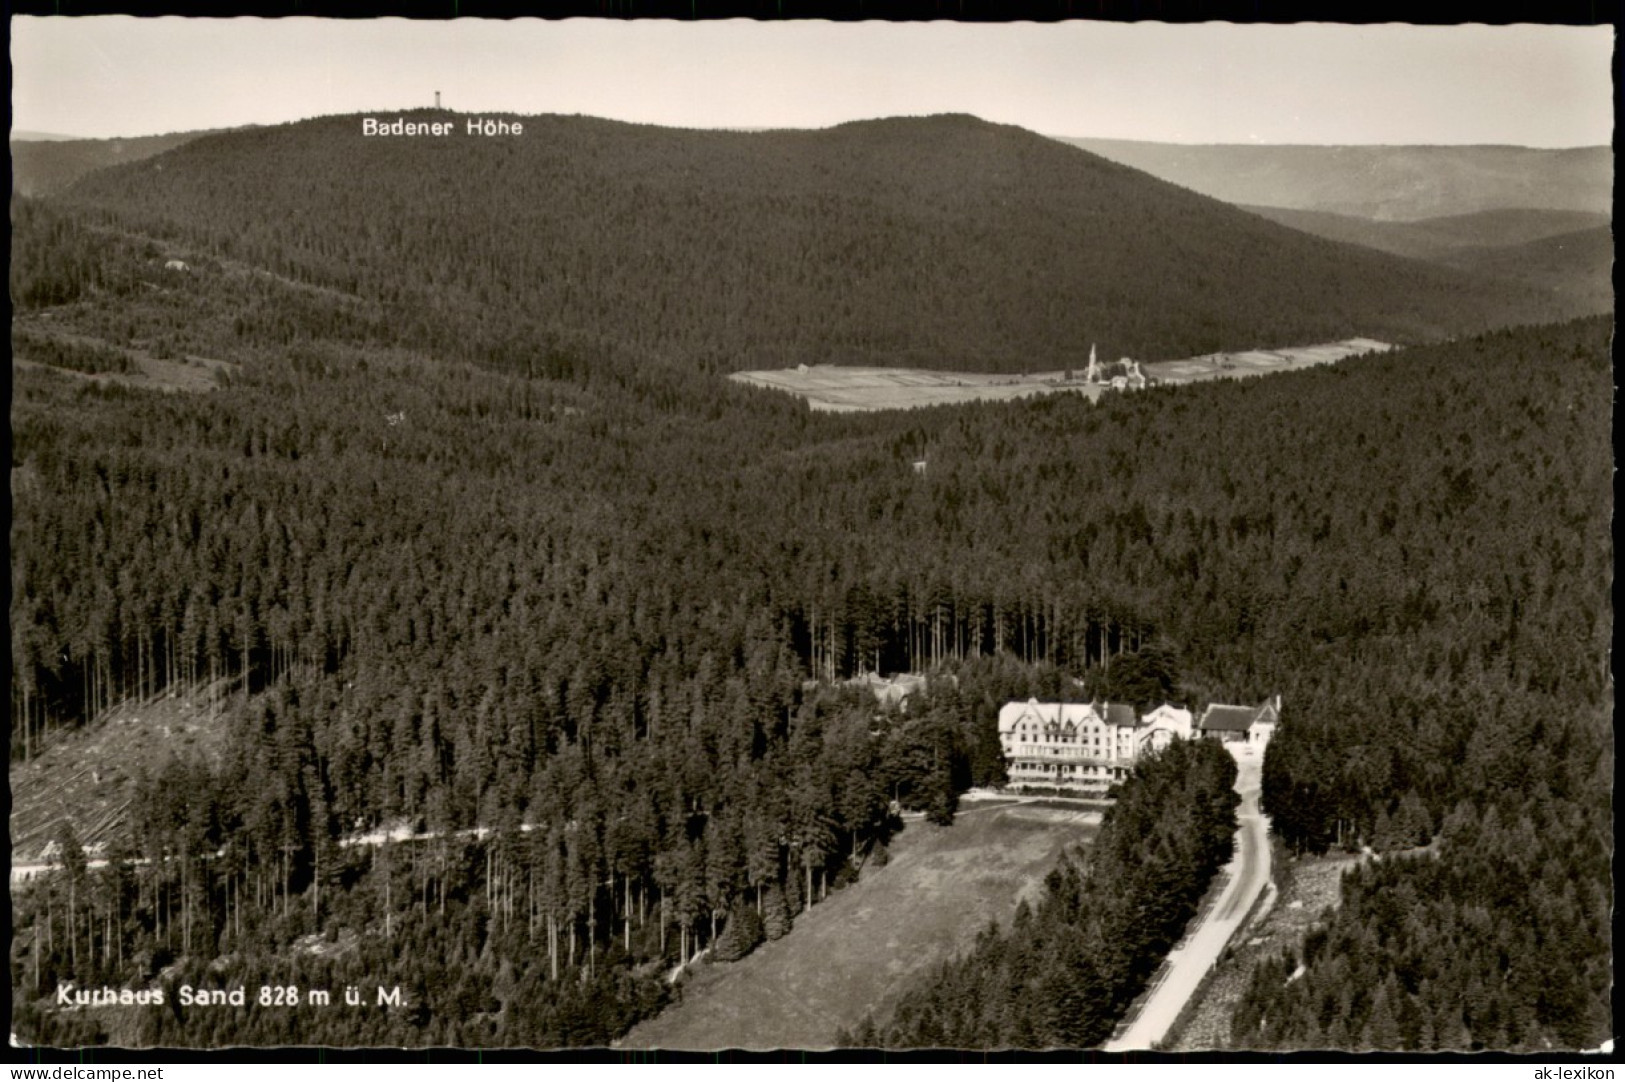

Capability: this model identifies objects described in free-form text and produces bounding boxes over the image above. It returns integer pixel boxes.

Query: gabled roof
[1198,704,1261,732]
[1103,703,1138,728]
[1142,704,1193,730]
[997,699,1105,735]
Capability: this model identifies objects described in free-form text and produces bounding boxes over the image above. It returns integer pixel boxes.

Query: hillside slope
[51,112,1578,374]
[1439,226,1613,313]
[1239,207,1612,315]
[10,129,227,196]
[1238,207,1610,263]
[1060,138,1611,221]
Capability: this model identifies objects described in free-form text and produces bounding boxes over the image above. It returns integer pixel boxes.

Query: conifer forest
[8,112,1612,1052]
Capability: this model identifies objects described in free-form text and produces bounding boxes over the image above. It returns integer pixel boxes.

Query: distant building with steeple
[1083,343,1102,383]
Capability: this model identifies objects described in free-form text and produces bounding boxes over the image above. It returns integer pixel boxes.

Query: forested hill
[52,111,1578,374]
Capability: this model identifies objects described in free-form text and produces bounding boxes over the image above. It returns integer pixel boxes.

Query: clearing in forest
[619,799,1099,1051]
[1144,338,1392,385]
[12,335,236,394]
[730,339,1391,413]
[10,684,236,881]
[729,366,1104,412]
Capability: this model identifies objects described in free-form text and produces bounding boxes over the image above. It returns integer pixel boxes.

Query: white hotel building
[997,697,1278,794]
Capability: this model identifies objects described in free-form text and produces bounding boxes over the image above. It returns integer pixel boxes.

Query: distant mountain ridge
[1057,137,1612,221]
[43,112,1586,375]
[11,127,253,196]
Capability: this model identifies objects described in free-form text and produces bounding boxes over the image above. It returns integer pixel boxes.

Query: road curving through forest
[1104,743,1271,1052]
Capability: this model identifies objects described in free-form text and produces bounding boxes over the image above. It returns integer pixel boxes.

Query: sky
[10,18,1615,146]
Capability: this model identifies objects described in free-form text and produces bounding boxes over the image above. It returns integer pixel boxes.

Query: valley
[732,338,1391,412]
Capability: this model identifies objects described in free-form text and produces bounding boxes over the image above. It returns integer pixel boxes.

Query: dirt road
[1103,743,1270,1052]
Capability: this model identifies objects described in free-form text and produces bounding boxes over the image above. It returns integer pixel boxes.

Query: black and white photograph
[8,15,1614,1056]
